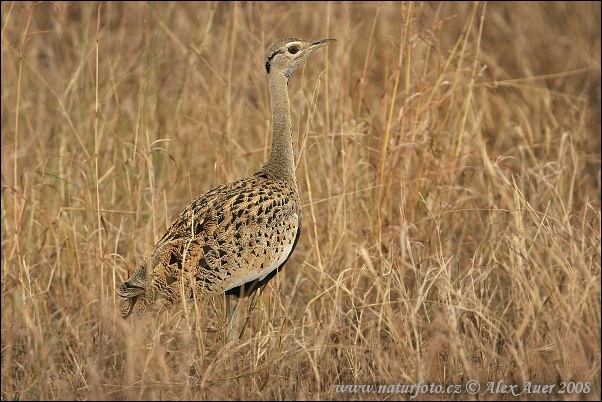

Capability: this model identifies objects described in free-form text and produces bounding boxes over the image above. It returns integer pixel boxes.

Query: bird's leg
[225,296,240,342]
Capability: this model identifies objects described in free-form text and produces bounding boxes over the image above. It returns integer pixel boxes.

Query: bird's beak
[309,38,337,51]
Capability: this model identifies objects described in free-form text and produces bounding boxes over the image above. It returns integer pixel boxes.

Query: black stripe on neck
[265,50,282,74]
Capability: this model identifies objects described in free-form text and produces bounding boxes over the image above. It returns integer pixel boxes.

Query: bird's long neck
[259,72,296,182]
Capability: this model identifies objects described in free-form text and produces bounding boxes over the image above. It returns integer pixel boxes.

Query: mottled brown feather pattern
[117,173,300,318]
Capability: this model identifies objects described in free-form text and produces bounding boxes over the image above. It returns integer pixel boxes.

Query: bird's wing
[144,176,301,298]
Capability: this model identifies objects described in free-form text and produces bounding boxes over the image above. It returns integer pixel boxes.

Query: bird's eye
[288,46,299,54]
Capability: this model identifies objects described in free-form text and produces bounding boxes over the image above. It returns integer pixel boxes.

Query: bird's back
[117,172,301,318]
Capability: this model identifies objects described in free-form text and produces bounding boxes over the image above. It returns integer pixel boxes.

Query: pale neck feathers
[258,71,296,183]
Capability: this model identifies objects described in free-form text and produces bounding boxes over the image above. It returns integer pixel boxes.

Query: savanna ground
[1,1,600,400]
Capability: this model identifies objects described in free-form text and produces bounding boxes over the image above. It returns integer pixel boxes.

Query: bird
[116,37,336,328]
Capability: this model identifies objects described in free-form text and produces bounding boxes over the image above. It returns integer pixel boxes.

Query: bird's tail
[116,260,148,318]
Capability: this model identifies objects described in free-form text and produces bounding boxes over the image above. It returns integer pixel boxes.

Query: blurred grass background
[1,1,600,400]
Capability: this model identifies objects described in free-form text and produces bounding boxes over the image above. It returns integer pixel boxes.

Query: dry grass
[1,1,600,400]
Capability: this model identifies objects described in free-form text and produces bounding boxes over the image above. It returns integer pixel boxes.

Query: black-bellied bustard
[116,37,335,336]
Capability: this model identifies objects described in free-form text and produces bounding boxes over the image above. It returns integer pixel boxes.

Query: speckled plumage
[117,37,335,319]
[117,173,301,317]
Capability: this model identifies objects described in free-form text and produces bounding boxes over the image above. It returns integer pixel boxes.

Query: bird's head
[265,37,336,80]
